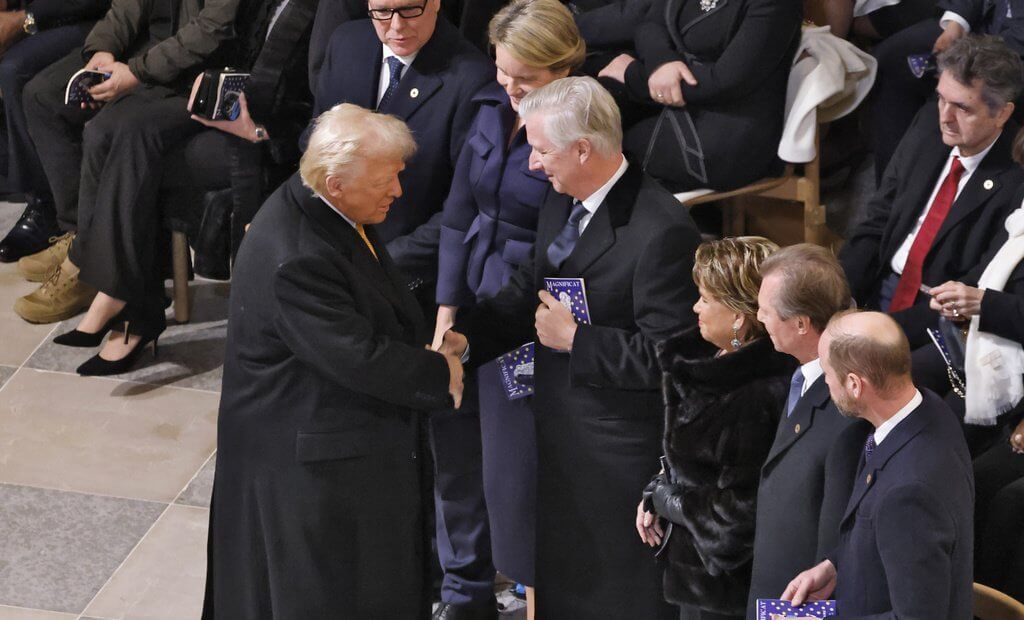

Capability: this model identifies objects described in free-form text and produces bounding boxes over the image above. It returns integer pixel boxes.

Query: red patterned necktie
[889,156,965,312]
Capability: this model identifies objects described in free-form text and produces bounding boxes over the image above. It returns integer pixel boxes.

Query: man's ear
[577,138,592,164]
[325,175,344,199]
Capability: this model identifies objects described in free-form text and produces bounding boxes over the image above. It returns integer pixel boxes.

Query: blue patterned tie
[546,202,588,270]
[864,434,876,459]
[786,368,805,417]
[377,56,405,110]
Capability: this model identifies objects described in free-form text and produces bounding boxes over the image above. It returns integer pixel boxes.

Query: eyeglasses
[367,2,427,20]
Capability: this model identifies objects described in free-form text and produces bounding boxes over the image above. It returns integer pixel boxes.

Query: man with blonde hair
[203,103,464,618]
[443,76,699,618]
[783,311,974,619]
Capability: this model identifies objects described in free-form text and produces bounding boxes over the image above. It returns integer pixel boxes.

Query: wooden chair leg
[171,231,191,324]
[803,197,828,246]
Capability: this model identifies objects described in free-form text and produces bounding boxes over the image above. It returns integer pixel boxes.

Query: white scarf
[966,207,1024,425]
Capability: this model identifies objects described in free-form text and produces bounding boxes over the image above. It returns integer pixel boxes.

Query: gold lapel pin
[794,423,801,434]
[866,473,872,484]
[410,88,420,98]
[984,179,994,190]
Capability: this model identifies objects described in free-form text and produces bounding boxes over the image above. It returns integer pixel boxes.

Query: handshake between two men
[433,289,581,409]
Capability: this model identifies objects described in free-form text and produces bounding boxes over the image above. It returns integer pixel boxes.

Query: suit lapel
[560,163,642,276]
[364,225,425,332]
[349,27,382,109]
[536,190,574,279]
[930,129,1014,250]
[840,404,929,525]
[379,21,451,119]
[294,182,419,329]
[762,375,830,468]
[677,0,731,40]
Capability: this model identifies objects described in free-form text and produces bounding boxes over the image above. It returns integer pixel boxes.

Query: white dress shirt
[890,138,998,275]
[873,389,923,445]
[377,46,419,106]
[577,157,628,235]
[797,358,824,397]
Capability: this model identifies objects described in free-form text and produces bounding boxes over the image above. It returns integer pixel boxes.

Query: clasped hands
[597,53,697,107]
[81,52,140,109]
[431,290,580,408]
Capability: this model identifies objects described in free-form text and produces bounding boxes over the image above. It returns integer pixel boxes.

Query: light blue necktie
[377,56,405,110]
[786,368,805,417]
[546,202,588,270]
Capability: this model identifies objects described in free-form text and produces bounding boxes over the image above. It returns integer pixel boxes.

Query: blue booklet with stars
[497,342,535,400]
[755,599,836,619]
[543,278,591,325]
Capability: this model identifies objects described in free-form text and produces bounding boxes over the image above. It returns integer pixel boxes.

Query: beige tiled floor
[0,202,218,620]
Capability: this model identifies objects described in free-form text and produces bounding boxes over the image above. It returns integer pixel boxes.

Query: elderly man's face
[328,157,404,226]
[369,0,440,58]
[525,112,585,199]
[935,70,1012,157]
[757,273,803,357]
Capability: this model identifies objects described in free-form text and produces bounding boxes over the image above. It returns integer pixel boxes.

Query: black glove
[642,471,669,513]
[651,478,685,524]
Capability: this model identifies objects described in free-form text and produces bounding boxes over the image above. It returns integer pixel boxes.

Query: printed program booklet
[755,599,836,619]
[496,342,534,400]
[543,277,591,324]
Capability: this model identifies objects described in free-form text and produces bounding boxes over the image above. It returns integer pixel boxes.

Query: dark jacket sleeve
[83,0,148,59]
[569,216,700,391]
[307,0,366,87]
[980,287,1024,343]
[936,0,983,26]
[28,0,110,30]
[456,252,538,366]
[273,254,453,411]
[436,109,486,307]
[125,0,242,85]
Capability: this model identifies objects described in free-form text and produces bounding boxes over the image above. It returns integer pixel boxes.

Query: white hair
[299,103,417,195]
[518,76,622,155]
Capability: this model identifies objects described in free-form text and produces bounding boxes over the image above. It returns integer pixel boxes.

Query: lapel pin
[794,423,801,434]
[866,473,872,484]
[984,179,994,190]
[410,88,419,99]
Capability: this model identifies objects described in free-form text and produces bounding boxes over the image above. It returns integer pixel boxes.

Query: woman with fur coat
[637,237,796,620]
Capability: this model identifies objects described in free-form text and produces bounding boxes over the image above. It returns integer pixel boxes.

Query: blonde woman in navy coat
[432,0,584,614]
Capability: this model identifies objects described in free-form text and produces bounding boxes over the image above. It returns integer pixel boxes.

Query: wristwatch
[253,125,268,142]
[22,12,37,35]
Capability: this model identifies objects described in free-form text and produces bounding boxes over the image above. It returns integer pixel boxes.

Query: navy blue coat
[437,83,556,307]
[831,390,974,619]
[308,17,492,285]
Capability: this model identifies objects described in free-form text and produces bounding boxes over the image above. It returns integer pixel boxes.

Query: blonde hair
[488,0,585,73]
[518,76,622,155]
[299,103,417,195]
[692,236,780,340]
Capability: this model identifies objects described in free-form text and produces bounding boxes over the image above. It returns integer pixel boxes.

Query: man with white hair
[202,103,464,618]
[443,76,699,618]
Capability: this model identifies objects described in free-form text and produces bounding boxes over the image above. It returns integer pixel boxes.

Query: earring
[731,324,742,350]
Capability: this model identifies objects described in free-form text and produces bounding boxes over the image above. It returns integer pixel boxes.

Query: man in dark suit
[784,311,974,619]
[202,104,464,618]
[840,34,1024,348]
[307,6,495,618]
[746,244,869,618]
[442,76,698,619]
[871,1,1024,178]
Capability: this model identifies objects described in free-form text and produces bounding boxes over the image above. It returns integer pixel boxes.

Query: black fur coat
[652,327,795,614]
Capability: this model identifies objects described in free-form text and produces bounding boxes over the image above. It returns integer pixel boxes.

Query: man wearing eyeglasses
[305,3,496,620]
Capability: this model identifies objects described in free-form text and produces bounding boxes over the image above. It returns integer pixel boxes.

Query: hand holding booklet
[543,277,591,324]
[65,69,110,105]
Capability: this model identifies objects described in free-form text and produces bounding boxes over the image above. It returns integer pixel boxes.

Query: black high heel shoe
[76,320,163,376]
[53,309,127,348]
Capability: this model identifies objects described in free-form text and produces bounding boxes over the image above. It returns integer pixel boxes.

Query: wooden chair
[974,583,1024,620]
[675,117,828,246]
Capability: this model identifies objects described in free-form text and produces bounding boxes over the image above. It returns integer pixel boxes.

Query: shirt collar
[951,132,1000,175]
[382,44,419,70]
[873,389,923,445]
[579,157,628,215]
[317,192,358,229]
[798,358,823,396]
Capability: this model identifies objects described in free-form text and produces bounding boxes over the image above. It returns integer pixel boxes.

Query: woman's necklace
[699,0,719,12]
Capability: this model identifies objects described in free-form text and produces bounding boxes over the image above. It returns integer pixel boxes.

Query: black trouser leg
[22,48,97,232]
[68,88,199,307]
